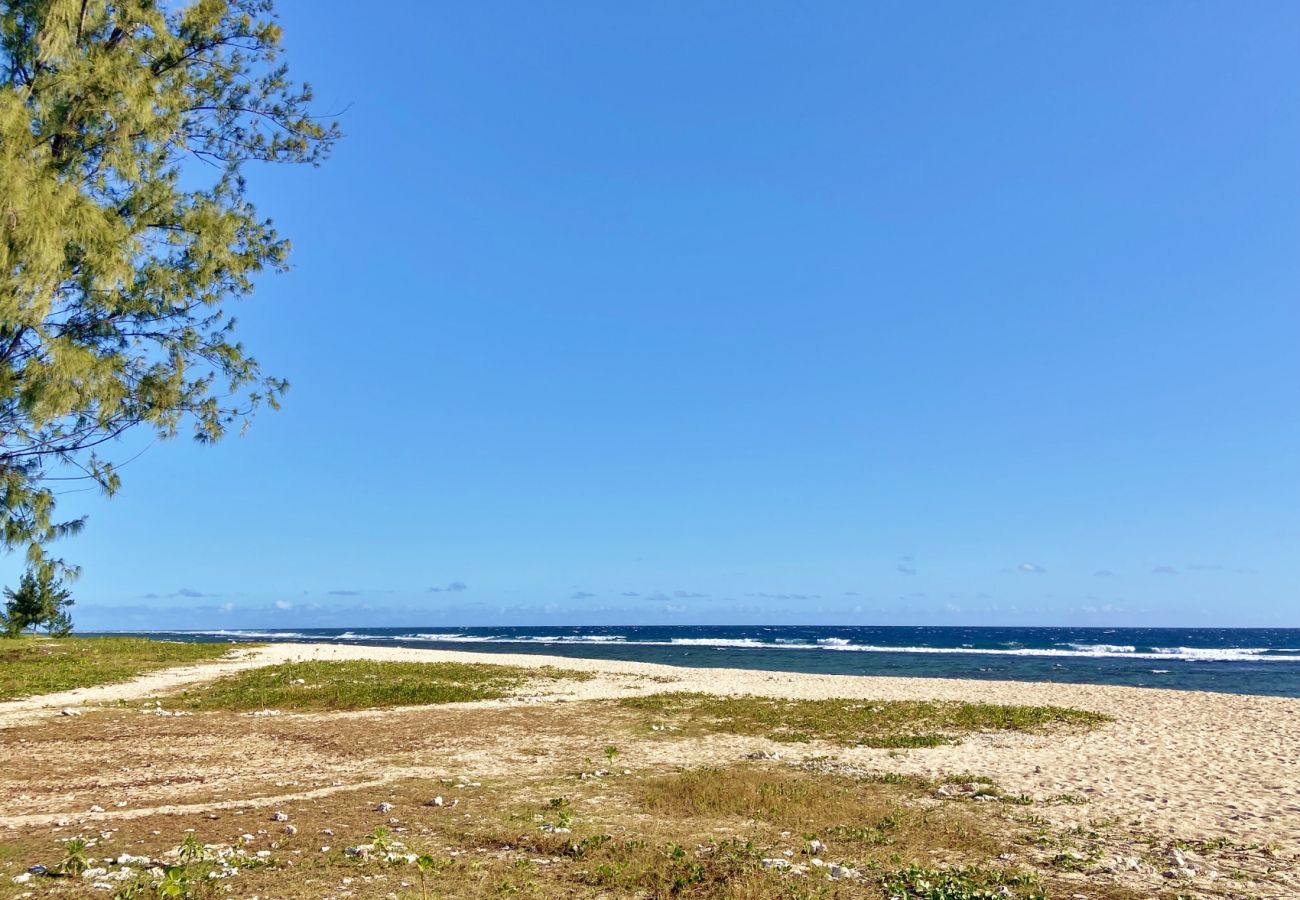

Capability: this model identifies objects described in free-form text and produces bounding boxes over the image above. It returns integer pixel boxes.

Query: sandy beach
[5,2,1294,894]
[3,642,1297,848]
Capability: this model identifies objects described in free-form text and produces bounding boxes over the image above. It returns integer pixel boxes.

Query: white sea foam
[380,633,629,644]
[406,633,499,642]
[169,631,1300,662]
[669,638,770,648]
[810,643,1300,662]
[182,629,310,640]
[1064,643,1137,654]
[1149,647,1296,662]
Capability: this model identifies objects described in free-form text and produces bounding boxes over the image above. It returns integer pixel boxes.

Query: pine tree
[2,571,43,634]
[0,1,338,577]
[2,567,71,635]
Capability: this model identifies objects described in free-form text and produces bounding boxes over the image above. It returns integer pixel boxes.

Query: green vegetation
[159,659,591,711]
[621,692,1109,747]
[0,636,243,701]
[0,749,1228,899]
[453,766,1061,897]
[885,863,1048,899]
[2,569,73,636]
[103,838,274,899]
[632,766,1028,864]
[0,0,337,578]
[56,837,89,877]
[638,766,939,835]
[415,853,445,900]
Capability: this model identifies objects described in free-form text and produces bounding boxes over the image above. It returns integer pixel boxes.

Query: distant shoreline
[88,624,1300,698]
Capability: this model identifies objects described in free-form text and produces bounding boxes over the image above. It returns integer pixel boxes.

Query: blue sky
[23,1,1300,629]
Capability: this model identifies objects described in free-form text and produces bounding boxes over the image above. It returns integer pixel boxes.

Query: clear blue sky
[30,1,1300,629]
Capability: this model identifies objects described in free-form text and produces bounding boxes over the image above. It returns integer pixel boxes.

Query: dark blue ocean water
[107,625,1300,698]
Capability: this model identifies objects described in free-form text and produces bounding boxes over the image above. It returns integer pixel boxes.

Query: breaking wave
[179,629,311,640]
[166,631,1300,662]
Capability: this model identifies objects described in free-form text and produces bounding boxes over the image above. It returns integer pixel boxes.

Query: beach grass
[0,637,247,702]
[636,764,1002,857]
[0,683,1270,899]
[621,691,1109,746]
[0,649,1277,899]
[156,659,592,711]
[0,763,1160,899]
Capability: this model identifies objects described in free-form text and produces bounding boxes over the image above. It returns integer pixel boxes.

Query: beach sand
[3,641,1296,850]
[1,642,1297,897]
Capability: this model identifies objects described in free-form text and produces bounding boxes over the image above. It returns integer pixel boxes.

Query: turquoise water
[110,625,1300,698]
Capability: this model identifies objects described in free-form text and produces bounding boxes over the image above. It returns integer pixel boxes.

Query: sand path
[3,641,1298,852]
[0,644,275,729]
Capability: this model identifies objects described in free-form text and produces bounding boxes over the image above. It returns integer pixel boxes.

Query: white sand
[3,641,1297,851]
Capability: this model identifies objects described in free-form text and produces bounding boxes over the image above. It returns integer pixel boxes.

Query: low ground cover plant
[158,659,591,711]
[619,691,1108,747]
[0,637,246,701]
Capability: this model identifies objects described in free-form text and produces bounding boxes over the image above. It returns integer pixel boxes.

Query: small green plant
[112,880,147,900]
[370,825,393,852]
[177,833,206,864]
[567,834,611,859]
[415,854,435,899]
[59,836,90,875]
[545,796,574,829]
[883,864,1047,899]
[156,866,191,898]
[604,744,620,766]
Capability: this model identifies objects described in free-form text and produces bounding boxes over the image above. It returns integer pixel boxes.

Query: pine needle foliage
[1,565,72,634]
[0,0,338,576]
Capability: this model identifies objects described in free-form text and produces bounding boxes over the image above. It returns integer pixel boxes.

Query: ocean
[108,625,1300,698]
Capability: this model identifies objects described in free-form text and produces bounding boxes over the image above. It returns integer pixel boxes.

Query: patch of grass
[620,692,1108,747]
[0,637,247,701]
[572,837,783,897]
[884,863,1048,899]
[158,659,591,711]
[865,770,936,788]
[0,764,1173,900]
[640,765,882,823]
[636,765,1002,860]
